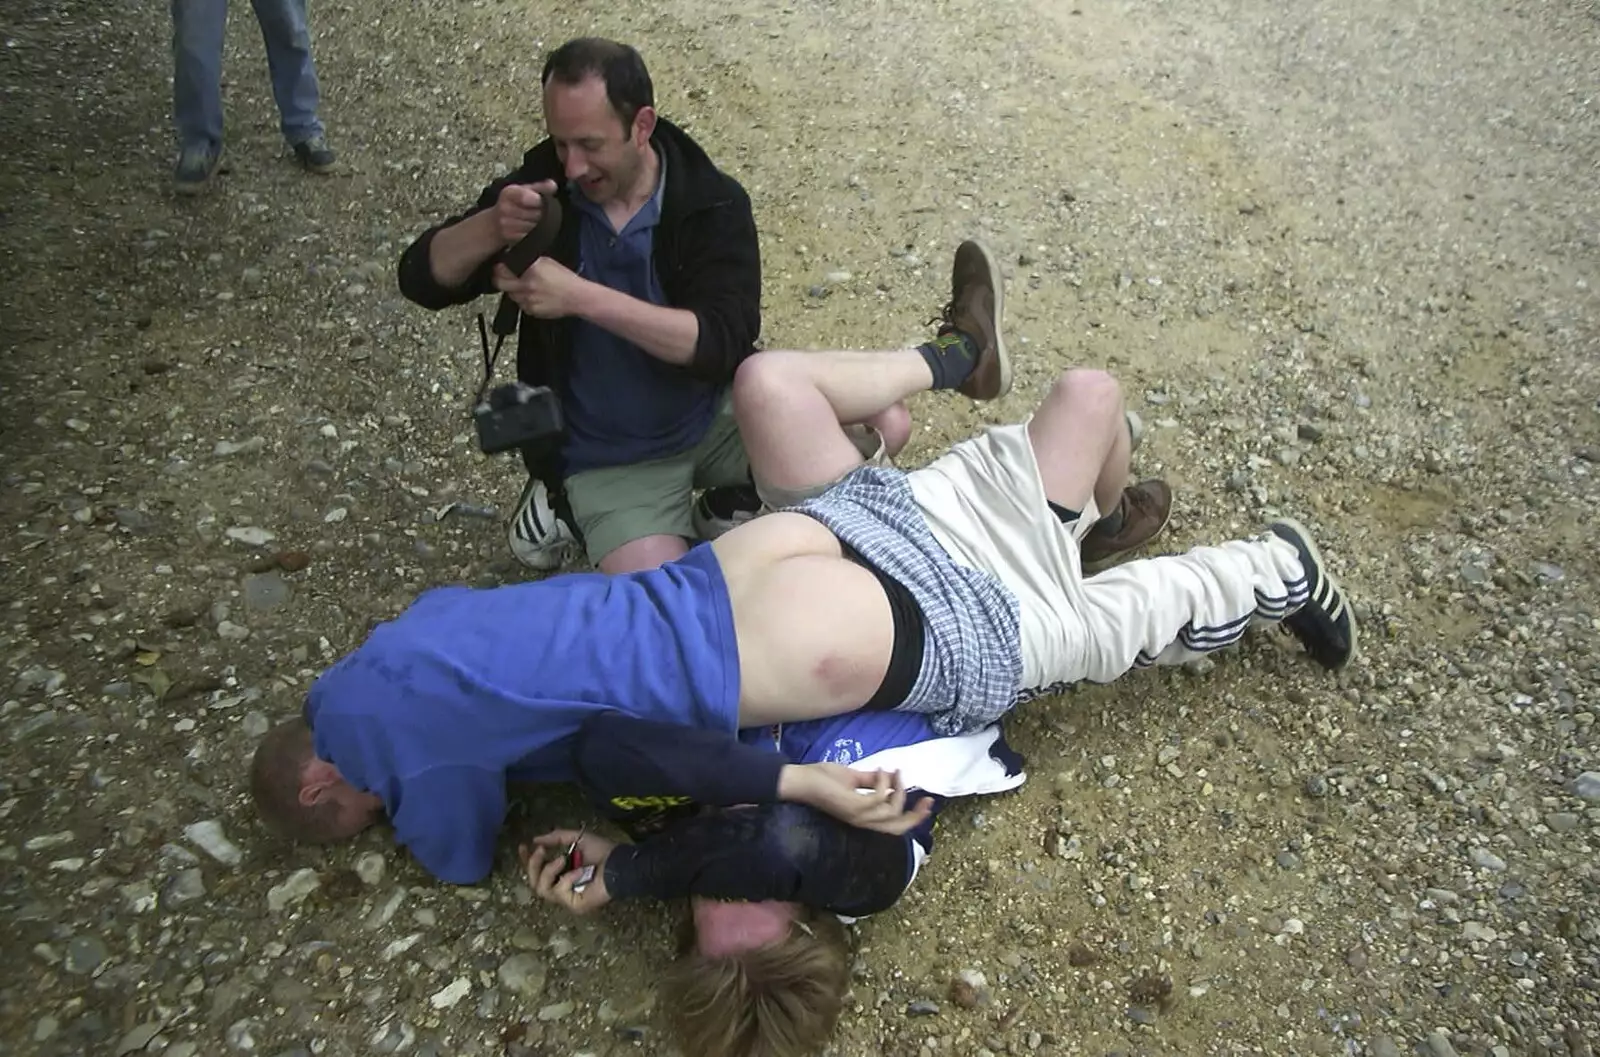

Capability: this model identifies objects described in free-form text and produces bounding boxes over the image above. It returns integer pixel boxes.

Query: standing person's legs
[171,0,229,190]
[249,0,335,170]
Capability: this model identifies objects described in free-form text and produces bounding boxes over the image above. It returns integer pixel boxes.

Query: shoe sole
[1272,516,1361,668]
[964,239,1011,401]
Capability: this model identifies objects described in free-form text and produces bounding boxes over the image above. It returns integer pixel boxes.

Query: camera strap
[474,311,506,406]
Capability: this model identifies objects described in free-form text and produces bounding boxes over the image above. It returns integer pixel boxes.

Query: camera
[472,190,568,456]
[473,380,564,455]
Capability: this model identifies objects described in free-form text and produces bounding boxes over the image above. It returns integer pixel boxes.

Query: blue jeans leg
[171,0,228,150]
[249,0,324,145]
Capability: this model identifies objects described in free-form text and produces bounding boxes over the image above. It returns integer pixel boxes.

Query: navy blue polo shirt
[560,151,720,475]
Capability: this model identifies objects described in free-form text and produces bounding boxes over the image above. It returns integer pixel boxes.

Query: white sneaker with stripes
[508,477,574,572]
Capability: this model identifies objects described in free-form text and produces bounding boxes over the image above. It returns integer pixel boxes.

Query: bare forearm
[572,282,699,366]
[427,210,505,290]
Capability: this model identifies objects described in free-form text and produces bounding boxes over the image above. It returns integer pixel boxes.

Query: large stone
[497,953,547,998]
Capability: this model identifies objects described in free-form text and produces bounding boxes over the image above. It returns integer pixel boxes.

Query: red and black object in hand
[563,826,596,894]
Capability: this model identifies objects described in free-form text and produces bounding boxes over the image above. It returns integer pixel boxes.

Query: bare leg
[733,239,1010,500]
[1024,369,1130,516]
[733,349,935,496]
[598,535,689,574]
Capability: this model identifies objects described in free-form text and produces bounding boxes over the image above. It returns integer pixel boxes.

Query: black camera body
[473,191,568,456]
[473,381,563,455]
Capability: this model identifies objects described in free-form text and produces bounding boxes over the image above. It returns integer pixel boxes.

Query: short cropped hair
[249,717,345,843]
[661,910,851,1057]
[541,37,655,131]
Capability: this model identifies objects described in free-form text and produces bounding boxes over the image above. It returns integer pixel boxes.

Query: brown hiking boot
[933,240,1012,401]
[1079,480,1173,568]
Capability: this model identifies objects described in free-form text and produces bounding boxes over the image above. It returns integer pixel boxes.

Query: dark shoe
[692,484,765,541]
[1079,479,1173,567]
[173,143,223,195]
[292,134,338,174]
[933,240,1012,401]
[1268,517,1359,670]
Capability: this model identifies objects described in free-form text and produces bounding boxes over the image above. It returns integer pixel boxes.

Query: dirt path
[1,1,1596,1056]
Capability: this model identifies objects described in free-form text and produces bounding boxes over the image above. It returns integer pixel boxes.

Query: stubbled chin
[694,899,799,958]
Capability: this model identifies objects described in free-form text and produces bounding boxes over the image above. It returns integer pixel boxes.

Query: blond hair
[661,911,850,1057]
[248,717,346,843]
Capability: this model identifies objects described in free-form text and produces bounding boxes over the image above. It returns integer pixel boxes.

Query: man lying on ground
[249,239,1352,889]
[517,707,1026,1057]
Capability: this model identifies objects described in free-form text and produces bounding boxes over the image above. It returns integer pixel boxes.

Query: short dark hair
[249,717,346,843]
[541,38,655,132]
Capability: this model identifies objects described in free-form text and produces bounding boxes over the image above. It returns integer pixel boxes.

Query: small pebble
[1370,1038,1403,1057]
[64,935,109,974]
[355,851,387,886]
[1469,847,1507,872]
[431,977,472,1010]
[1425,1032,1461,1057]
[267,868,321,911]
[183,819,243,866]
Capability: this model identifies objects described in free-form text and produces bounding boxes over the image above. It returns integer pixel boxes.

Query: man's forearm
[426,209,505,290]
[572,282,699,367]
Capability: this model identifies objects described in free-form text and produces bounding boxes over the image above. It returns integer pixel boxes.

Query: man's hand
[493,180,558,246]
[519,829,615,916]
[493,256,588,319]
[778,763,935,836]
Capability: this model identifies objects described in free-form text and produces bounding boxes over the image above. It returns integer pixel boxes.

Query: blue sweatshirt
[303,544,739,884]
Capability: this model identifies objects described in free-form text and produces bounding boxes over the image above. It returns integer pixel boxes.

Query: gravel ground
[2,1,1597,1056]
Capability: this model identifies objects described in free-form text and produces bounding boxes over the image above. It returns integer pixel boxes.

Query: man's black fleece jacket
[395,118,762,474]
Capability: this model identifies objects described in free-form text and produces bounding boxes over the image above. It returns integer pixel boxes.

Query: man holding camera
[398,37,772,574]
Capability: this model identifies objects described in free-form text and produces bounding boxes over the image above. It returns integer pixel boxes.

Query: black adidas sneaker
[1268,518,1359,669]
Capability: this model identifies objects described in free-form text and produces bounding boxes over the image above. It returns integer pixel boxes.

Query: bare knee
[1044,369,1123,427]
[1052,368,1122,409]
[863,400,912,457]
[598,534,689,574]
[732,351,804,428]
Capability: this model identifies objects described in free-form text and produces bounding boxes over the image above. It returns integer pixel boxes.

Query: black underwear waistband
[838,541,925,711]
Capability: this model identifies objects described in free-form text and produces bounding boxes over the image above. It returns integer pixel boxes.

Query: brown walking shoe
[933,240,1012,401]
[1079,479,1173,568]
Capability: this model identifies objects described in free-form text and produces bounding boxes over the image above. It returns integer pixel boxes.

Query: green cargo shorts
[563,392,751,565]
